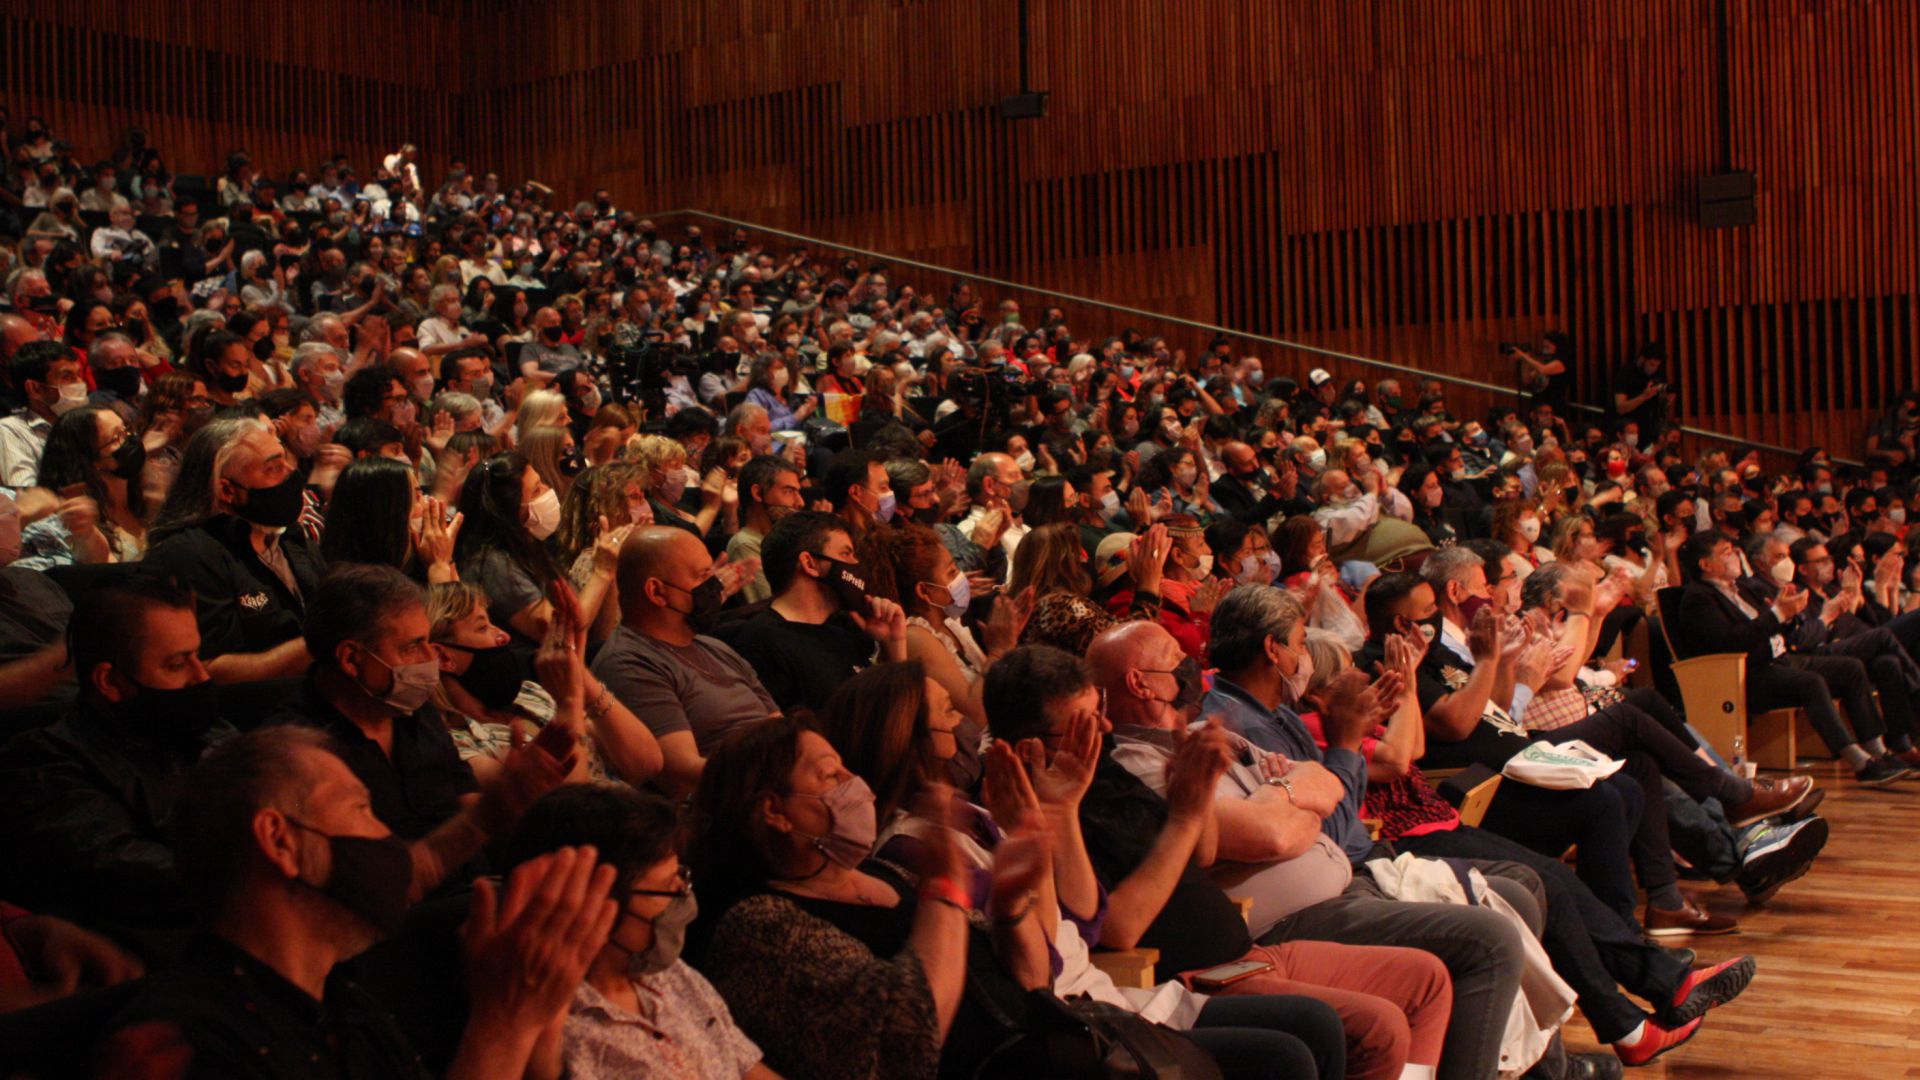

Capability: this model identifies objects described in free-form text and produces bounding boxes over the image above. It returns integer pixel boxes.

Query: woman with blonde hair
[628,432,726,539]
[425,580,661,787]
[555,461,649,640]
[512,387,569,446]
[519,425,579,503]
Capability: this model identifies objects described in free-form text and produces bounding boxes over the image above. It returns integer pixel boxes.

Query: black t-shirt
[1527,349,1573,413]
[106,933,432,1080]
[712,605,877,713]
[267,678,479,842]
[1078,752,1253,974]
[1367,639,1530,772]
[1612,359,1666,427]
[143,515,323,660]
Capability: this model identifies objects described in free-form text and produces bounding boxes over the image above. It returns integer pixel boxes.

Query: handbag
[971,988,1223,1080]
[1501,738,1626,790]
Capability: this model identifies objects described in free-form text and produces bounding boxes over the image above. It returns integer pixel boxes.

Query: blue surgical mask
[875,490,897,523]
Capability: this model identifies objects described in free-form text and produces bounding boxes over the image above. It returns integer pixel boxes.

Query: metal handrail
[646,208,1847,465]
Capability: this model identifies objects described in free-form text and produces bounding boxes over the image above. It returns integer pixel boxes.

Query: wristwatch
[1266,774,1297,803]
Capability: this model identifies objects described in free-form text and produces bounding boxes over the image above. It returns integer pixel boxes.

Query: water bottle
[1732,732,1751,779]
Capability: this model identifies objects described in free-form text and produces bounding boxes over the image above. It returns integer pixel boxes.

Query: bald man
[589,526,777,797]
[1212,440,1306,525]
[0,313,42,367]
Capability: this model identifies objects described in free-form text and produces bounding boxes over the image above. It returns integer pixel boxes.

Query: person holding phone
[1611,342,1670,444]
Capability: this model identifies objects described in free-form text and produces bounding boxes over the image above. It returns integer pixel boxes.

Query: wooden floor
[1557,763,1920,1077]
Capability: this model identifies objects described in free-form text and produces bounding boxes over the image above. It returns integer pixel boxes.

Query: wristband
[920,876,972,915]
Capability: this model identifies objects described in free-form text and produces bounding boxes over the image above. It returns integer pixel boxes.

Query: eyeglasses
[630,865,693,900]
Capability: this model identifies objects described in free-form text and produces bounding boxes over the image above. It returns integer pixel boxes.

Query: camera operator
[1505,331,1572,416]
[1613,342,1672,444]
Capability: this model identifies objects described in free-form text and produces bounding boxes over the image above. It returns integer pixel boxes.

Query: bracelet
[587,688,613,719]
[920,876,972,915]
[1266,775,1297,803]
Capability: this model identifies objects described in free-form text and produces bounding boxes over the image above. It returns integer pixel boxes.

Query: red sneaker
[1663,955,1756,1026]
[1615,1017,1702,1067]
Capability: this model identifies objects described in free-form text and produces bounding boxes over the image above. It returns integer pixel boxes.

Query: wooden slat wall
[16,0,1920,456]
[3,1,464,192]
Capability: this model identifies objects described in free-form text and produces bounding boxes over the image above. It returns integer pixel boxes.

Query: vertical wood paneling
[14,0,1920,455]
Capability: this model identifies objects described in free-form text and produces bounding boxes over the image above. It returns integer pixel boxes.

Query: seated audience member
[454,451,565,641]
[14,404,148,567]
[99,726,619,1078]
[143,416,317,682]
[689,715,1090,1080]
[268,563,571,889]
[0,559,75,706]
[1287,624,1762,1070]
[629,433,726,539]
[1072,623,1554,1079]
[727,454,804,603]
[321,456,459,584]
[969,647,1441,1080]
[592,525,774,797]
[0,577,231,960]
[712,509,907,712]
[1,340,88,488]
[1674,532,1911,783]
[1017,521,1168,655]
[504,783,773,1080]
[426,580,661,788]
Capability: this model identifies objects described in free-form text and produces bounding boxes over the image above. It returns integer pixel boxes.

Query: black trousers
[1399,825,1690,1045]
[1750,653,1883,755]
[1817,625,1918,747]
[1480,770,1644,927]
[1554,693,1753,913]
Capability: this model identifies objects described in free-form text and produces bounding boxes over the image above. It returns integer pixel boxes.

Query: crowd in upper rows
[2,116,1915,1080]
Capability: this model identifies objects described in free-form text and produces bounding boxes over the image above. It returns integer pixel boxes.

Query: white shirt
[417,316,469,351]
[1312,491,1380,550]
[0,413,53,487]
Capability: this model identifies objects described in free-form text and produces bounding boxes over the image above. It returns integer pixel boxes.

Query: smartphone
[531,720,577,762]
[1190,959,1274,991]
[1622,658,1639,672]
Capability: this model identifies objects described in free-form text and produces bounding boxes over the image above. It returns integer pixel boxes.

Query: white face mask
[1099,490,1122,522]
[1518,517,1542,543]
[1892,507,1908,524]
[523,488,562,539]
[579,387,602,413]
[321,368,347,400]
[1280,639,1314,702]
[1306,449,1327,471]
[1014,450,1036,474]
[1623,432,1639,448]
[1771,558,1795,584]
[50,382,89,416]
[409,373,435,401]
[1192,551,1214,578]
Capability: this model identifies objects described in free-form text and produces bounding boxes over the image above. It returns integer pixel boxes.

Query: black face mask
[1165,655,1204,711]
[821,556,871,614]
[111,435,147,480]
[285,819,413,939]
[253,337,274,360]
[148,296,179,323]
[666,577,725,631]
[113,676,222,748]
[99,366,143,401]
[232,470,307,528]
[559,452,583,477]
[215,370,250,394]
[445,642,530,710]
[541,325,563,343]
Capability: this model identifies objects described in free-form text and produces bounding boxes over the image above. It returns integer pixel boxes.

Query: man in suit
[1673,533,1908,784]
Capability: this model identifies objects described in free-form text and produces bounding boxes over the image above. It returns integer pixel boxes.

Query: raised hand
[1016,699,1100,810]
[1466,602,1502,660]
[1164,717,1234,823]
[982,586,1036,656]
[461,848,618,1040]
[1127,523,1173,593]
[1191,576,1230,615]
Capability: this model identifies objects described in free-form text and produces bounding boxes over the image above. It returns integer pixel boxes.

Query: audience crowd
[7,116,1917,1079]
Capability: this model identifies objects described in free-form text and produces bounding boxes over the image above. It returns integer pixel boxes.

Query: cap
[1308,368,1333,387]
[1095,532,1138,588]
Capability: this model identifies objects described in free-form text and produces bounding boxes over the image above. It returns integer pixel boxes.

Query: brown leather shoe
[1726,774,1814,828]
[1644,896,1739,937]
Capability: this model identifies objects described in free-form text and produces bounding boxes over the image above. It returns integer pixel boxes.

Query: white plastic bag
[1500,739,1625,790]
